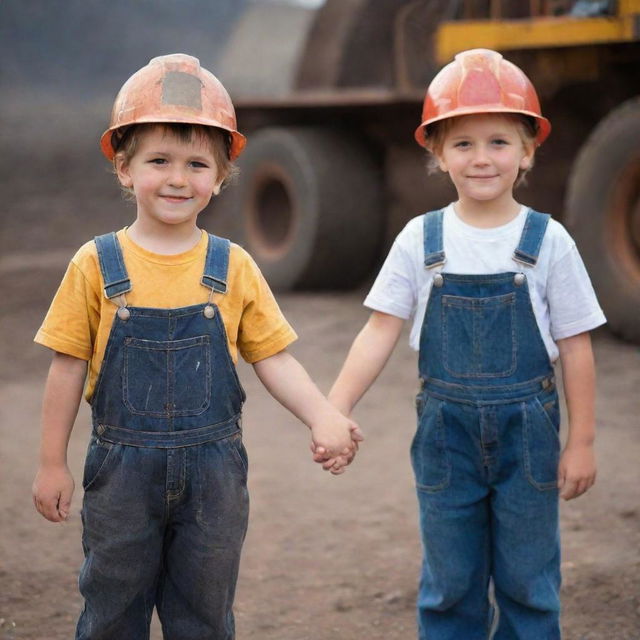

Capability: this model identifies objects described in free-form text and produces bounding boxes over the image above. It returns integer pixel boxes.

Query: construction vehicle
[213,0,640,342]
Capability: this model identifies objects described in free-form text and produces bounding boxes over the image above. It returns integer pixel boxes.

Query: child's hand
[557,441,596,500]
[311,422,364,474]
[310,409,363,473]
[32,464,75,522]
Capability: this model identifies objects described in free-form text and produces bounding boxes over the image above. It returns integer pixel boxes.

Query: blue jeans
[77,432,249,639]
[412,391,561,639]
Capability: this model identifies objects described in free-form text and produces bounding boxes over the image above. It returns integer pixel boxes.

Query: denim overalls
[412,210,561,639]
[76,232,249,640]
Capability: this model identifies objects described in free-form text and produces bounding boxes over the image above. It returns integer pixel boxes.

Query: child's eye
[492,138,509,146]
[149,158,167,165]
[190,161,209,169]
[454,141,471,149]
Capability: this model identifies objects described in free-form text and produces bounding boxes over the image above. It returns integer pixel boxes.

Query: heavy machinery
[214,0,640,342]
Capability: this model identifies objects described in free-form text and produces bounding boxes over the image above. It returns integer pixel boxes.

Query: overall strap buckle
[95,232,132,299]
[423,209,446,269]
[513,210,550,267]
[202,234,230,294]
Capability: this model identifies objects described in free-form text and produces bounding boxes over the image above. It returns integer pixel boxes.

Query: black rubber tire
[565,98,640,343]
[216,126,383,289]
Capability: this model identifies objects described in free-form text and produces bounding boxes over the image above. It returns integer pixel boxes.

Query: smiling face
[115,125,223,230]
[435,113,535,218]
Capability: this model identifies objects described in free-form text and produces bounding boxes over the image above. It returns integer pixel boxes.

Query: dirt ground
[1,103,639,639]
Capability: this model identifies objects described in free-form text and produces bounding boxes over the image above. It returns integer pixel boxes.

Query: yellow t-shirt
[35,229,297,402]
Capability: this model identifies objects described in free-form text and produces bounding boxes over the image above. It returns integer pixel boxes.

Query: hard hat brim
[414,107,551,150]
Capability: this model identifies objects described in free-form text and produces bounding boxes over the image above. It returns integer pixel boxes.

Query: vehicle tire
[216,126,383,289]
[565,98,640,343]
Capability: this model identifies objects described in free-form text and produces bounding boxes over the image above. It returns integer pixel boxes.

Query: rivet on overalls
[203,305,215,319]
[117,307,131,320]
[514,273,526,286]
[433,273,444,288]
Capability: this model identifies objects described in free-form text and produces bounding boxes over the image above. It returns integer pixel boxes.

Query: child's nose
[472,145,490,164]
[167,166,188,187]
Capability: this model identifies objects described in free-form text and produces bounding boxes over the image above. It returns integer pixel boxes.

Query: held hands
[309,406,364,475]
[32,464,75,522]
[557,440,596,500]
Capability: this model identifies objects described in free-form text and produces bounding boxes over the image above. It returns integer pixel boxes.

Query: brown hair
[424,113,538,186]
[112,123,239,197]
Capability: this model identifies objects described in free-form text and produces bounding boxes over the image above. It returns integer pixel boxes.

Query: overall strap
[513,209,551,267]
[94,232,131,299]
[202,234,230,294]
[423,209,446,268]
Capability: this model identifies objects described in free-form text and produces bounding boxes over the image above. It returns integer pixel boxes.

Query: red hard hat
[415,48,551,148]
[100,54,246,161]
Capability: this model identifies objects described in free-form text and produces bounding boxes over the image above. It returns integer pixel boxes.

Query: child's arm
[310,311,404,471]
[329,311,405,416]
[252,349,363,464]
[556,331,597,500]
[32,352,87,522]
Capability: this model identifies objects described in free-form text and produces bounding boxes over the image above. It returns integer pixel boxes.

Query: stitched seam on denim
[202,234,230,293]
[166,450,187,502]
[167,348,174,417]
[124,336,210,350]
[442,292,515,307]
[415,399,451,492]
[523,213,547,258]
[82,442,116,491]
[523,401,559,491]
[424,373,553,391]
[119,304,217,318]
[514,249,537,261]
[113,234,127,285]
[99,414,242,436]
[213,309,246,403]
[98,419,241,448]
[228,433,249,477]
[96,233,131,297]
[513,210,549,265]
[91,316,119,407]
[533,396,561,441]
[437,273,519,284]
[423,210,445,266]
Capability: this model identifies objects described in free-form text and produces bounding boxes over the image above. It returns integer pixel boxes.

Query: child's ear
[437,154,449,173]
[212,170,226,196]
[114,154,133,188]
[520,145,535,171]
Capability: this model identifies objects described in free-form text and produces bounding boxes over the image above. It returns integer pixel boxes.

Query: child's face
[435,114,534,208]
[115,126,223,229]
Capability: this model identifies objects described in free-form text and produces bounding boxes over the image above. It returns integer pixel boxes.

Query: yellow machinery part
[436,6,640,64]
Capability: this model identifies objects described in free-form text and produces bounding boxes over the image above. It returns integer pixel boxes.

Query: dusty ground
[1,102,639,639]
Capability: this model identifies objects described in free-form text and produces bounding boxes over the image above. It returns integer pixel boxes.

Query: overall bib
[76,233,249,640]
[412,210,561,639]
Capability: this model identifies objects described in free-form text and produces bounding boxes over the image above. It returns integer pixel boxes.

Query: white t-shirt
[364,204,606,362]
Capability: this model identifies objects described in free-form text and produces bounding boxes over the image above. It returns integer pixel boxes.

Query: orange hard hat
[414,48,551,148]
[100,54,246,161]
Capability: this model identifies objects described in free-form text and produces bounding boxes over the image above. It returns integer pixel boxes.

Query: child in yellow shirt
[32,54,361,639]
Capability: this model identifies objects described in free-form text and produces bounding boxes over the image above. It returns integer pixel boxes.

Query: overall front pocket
[410,396,451,492]
[82,435,116,491]
[123,335,211,416]
[523,394,561,491]
[442,292,516,378]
